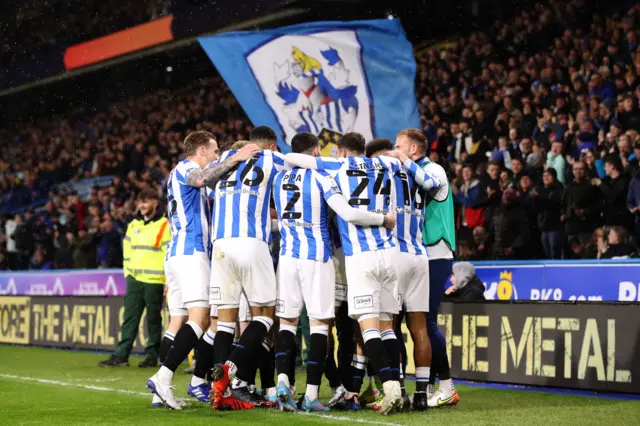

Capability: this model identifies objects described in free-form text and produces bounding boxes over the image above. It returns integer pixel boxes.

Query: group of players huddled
[146,125,459,415]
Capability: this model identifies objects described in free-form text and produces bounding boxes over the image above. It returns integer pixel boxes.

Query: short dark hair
[137,188,160,201]
[365,138,393,157]
[603,153,622,172]
[291,132,318,154]
[250,126,277,144]
[183,130,216,156]
[337,132,365,154]
[396,128,427,155]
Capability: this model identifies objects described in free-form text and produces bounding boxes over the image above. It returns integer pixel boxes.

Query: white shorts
[210,237,276,307]
[165,253,210,316]
[210,305,218,317]
[393,251,430,312]
[276,256,336,321]
[238,293,252,322]
[345,248,398,318]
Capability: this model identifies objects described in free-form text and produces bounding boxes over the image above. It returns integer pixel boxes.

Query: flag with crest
[199,19,419,154]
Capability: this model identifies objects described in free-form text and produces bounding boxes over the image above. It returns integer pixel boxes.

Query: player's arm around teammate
[272,133,395,412]
[207,126,289,410]
[385,149,441,192]
[188,143,261,188]
[287,133,405,415]
[148,131,259,409]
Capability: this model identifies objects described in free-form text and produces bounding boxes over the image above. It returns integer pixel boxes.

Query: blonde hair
[396,128,427,155]
[231,140,249,150]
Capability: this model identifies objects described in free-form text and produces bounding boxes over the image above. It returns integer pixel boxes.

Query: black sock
[307,333,328,386]
[394,313,408,378]
[336,304,354,374]
[213,330,235,365]
[363,337,393,384]
[345,362,365,394]
[290,340,298,386]
[159,334,174,364]
[336,318,355,387]
[381,332,401,382]
[324,343,341,388]
[236,354,259,386]
[163,322,201,372]
[259,339,276,389]
[193,332,214,380]
[436,349,452,380]
[339,356,354,389]
[366,362,375,380]
[429,361,437,385]
[275,329,297,383]
[229,320,269,381]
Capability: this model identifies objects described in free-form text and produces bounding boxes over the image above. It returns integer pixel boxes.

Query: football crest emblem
[246,30,374,155]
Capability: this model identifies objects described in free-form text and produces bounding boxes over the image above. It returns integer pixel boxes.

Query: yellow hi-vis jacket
[122,215,171,284]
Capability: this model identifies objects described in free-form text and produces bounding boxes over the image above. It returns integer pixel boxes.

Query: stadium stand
[1,0,640,270]
[1,0,163,66]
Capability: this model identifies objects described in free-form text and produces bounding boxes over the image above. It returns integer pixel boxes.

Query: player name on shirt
[273,168,341,262]
[283,153,441,256]
[314,155,400,256]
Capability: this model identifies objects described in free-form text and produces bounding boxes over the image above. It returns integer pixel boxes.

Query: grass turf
[0,346,639,425]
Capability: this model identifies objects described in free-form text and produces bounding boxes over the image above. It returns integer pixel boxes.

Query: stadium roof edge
[0,8,308,100]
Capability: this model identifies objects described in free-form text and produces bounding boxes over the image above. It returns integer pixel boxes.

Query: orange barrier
[63,16,174,70]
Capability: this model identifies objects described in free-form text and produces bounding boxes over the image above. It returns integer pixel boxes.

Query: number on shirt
[412,186,427,210]
[397,171,411,207]
[239,156,264,186]
[347,169,391,206]
[372,171,392,196]
[218,155,264,188]
[282,183,302,219]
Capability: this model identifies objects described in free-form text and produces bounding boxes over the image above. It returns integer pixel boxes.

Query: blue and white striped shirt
[210,149,285,243]
[314,155,399,256]
[393,159,440,254]
[166,159,210,258]
[273,168,342,262]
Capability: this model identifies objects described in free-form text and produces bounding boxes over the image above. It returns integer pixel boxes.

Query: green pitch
[0,346,639,425]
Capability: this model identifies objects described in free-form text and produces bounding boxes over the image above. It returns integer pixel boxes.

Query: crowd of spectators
[0,75,250,270]
[415,0,640,260]
[2,0,640,270]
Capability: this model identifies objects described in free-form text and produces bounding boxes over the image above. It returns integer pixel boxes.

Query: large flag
[198,19,419,154]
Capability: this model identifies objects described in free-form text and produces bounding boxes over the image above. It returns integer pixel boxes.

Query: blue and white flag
[198,19,420,153]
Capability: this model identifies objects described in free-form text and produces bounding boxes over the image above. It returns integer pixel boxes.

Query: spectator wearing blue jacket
[589,72,616,103]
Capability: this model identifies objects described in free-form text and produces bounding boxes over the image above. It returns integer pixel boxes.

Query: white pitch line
[0,373,404,426]
[295,411,404,426]
[0,373,149,397]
